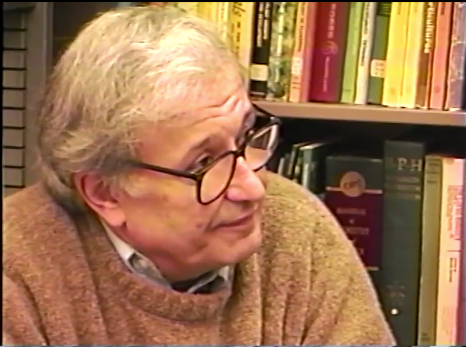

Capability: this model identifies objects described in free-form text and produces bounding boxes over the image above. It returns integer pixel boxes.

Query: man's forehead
[137,91,253,164]
[165,89,253,129]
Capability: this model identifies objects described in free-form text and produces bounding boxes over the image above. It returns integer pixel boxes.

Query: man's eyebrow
[177,135,211,166]
[183,107,256,160]
[188,136,211,155]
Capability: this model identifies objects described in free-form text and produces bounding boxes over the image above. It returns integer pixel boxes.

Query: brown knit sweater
[2,172,395,345]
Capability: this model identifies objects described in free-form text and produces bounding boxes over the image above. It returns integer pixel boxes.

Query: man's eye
[189,155,214,171]
[198,156,214,166]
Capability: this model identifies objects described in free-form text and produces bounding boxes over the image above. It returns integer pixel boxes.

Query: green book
[340,2,365,104]
[381,139,426,345]
[368,2,392,105]
[417,154,443,345]
[300,140,340,198]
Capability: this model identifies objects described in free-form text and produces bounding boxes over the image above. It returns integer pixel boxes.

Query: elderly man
[2,5,394,346]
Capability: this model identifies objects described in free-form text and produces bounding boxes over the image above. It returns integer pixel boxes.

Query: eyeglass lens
[199,124,279,204]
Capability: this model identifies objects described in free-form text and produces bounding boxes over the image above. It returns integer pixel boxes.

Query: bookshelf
[254,100,466,127]
[255,100,466,347]
[180,2,464,346]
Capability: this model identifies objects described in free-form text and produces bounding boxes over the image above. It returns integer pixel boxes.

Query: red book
[309,2,350,103]
[324,155,384,286]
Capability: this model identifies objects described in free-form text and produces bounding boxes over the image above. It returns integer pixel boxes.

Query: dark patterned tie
[172,272,225,294]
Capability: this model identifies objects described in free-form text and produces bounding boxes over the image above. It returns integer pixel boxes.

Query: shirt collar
[103,222,135,265]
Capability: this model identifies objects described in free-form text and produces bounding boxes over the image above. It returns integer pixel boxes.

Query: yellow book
[382,2,410,107]
[196,2,210,20]
[229,2,255,81]
[197,2,219,23]
[400,2,426,108]
[217,2,232,44]
[289,2,306,103]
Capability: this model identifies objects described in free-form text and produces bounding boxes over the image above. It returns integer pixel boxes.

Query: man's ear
[72,171,126,228]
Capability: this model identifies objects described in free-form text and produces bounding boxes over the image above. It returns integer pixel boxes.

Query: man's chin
[220,225,262,265]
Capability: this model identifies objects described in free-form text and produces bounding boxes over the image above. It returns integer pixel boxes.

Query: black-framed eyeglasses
[128,104,281,205]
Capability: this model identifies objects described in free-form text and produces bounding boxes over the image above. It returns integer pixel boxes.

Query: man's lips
[218,213,255,228]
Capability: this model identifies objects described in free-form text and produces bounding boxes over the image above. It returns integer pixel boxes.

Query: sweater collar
[101,220,233,294]
[75,212,233,322]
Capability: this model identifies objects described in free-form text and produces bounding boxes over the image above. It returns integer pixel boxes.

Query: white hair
[35,5,245,212]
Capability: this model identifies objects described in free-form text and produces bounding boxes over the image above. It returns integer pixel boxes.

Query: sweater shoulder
[263,171,336,240]
[264,171,326,218]
[3,184,49,246]
[262,172,352,262]
[3,184,75,271]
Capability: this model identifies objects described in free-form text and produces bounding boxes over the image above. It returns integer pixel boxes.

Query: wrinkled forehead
[136,81,253,162]
[144,66,246,121]
[161,76,251,128]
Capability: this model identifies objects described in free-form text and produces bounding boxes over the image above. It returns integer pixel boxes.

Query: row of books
[267,136,465,345]
[144,2,466,111]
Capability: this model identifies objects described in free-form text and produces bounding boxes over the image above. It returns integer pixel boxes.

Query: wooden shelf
[254,100,466,127]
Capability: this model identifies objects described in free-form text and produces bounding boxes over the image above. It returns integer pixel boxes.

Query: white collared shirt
[102,222,232,294]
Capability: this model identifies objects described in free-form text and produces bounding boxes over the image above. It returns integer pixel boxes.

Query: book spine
[266,2,299,101]
[340,2,365,104]
[354,2,377,105]
[299,2,318,102]
[230,2,256,83]
[324,156,384,289]
[459,160,466,345]
[301,142,336,197]
[400,2,427,108]
[415,2,438,109]
[381,140,425,345]
[293,148,304,184]
[368,2,392,105]
[445,2,466,111]
[417,154,443,345]
[289,2,307,103]
[196,2,214,21]
[309,2,350,102]
[382,2,411,107]
[436,157,464,345]
[278,152,291,177]
[286,142,304,179]
[289,2,318,103]
[429,2,454,110]
[217,2,232,44]
[249,2,273,100]
[207,2,220,23]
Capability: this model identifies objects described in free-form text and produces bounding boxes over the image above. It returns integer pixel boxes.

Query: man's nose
[225,157,266,202]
